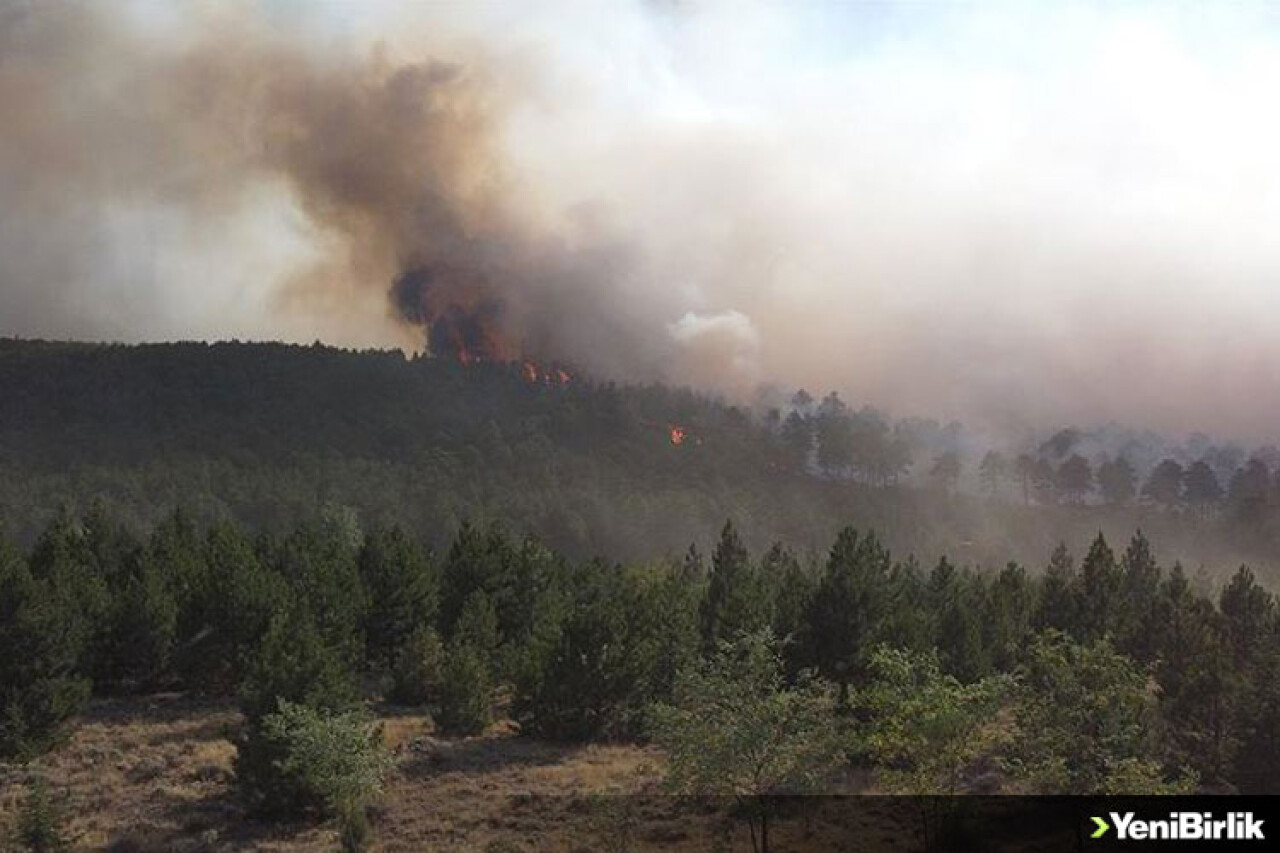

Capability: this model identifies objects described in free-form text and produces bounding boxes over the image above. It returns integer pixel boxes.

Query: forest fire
[669,425,687,445]
[392,267,512,365]
[390,267,574,386]
[521,360,572,386]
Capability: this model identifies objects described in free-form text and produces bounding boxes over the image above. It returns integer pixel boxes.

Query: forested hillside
[2,338,1280,581]
[5,341,1280,847]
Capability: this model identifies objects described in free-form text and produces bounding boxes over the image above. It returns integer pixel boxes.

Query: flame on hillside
[521,360,572,386]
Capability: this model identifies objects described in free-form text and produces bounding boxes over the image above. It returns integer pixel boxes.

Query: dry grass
[0,696,712,852]
[0,696,932,852]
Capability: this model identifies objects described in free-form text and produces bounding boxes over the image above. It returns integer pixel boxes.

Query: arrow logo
[1091,816,1110,839]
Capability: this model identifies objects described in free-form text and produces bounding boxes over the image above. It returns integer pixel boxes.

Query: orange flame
[669,425,687,445]
[520,360,573,386]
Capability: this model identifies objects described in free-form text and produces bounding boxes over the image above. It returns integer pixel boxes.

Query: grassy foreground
[0,695,904,852]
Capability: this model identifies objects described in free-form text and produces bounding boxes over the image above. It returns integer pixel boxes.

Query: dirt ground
[1,696,1068,852]
[0,695,820,852]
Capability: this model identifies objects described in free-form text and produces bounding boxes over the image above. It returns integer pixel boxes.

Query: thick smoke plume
[0,0,656,372]
[5,1,1280,441]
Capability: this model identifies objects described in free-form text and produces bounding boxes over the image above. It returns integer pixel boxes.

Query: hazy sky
[4,1,1280,441]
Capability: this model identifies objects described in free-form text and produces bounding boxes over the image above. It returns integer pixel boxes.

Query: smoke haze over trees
[5,340,1280,584]
[7,1,1280,441]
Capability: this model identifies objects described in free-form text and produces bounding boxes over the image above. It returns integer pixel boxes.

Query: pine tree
[276,517,370,668]
[804,528,892,692]
[1232,628,1280,793]
[388,625,445,706]
[358,525,438,669]
[1143,459,1185,507]
[26,510,108,675]
[1033,543,1077,636]
[1151,566,1236,783]
[698,521,764,652]
[983,562,1035,672]
[1077,533,1122,643]
[146,510,208,669]
[979,451,1008,498]
[1116,531,1162,663]
[99,549,179,690]
[14,777,68,853]
[815,402,854,476]
[929,560,990,681]
[439,523,512,638]
[183,521,288,690]
[1219,566,1274,671]
[452,590,501,670]
[235,603,360,815]
[516,565,637,741]
[1055,454,1093,504]
[1183,460,1223,514]
[436,640,494,736]
[780,411,812,470]
[761,543,814,675]
[0,540,91,759]
[1098,456,1137,505]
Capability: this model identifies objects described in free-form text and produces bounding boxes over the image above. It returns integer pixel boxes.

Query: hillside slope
[0,338,1273,578]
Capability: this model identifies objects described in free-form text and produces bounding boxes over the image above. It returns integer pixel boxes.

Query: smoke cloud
[4,1,1280,441]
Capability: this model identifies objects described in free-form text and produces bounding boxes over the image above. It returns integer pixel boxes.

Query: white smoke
[5,1,1280,440]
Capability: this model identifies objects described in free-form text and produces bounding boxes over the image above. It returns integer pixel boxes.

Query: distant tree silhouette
[815,393,854,476]
[1229,458,1272,524]
[1055,455,1093,504]
[1032,458,1057,504]
[780,410,812,470]
[979,451,1008,498]
[930,451,961,495]
[1183,460,1223,515]
[1097,456,1137,506]
[1015,453,1036,504]
[1143,459,1185,508]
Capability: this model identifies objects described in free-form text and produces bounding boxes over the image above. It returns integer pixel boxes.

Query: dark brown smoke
[0,1,633,367]
[252,53,521,361]
[9,2,1280,441]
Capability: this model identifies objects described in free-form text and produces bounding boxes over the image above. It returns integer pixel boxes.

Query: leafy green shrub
[860,645,1011,794]
[649,629,846,852]
[255,699,389,847]
[235,605,360,815]
[14,777,68,853]
[1010,630,1196,794]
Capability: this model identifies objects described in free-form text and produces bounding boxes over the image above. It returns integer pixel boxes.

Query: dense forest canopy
[4,508,1279,798]
[3,338,1280,583]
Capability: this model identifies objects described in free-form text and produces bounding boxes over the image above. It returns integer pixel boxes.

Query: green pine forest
[4,338,1280,842]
